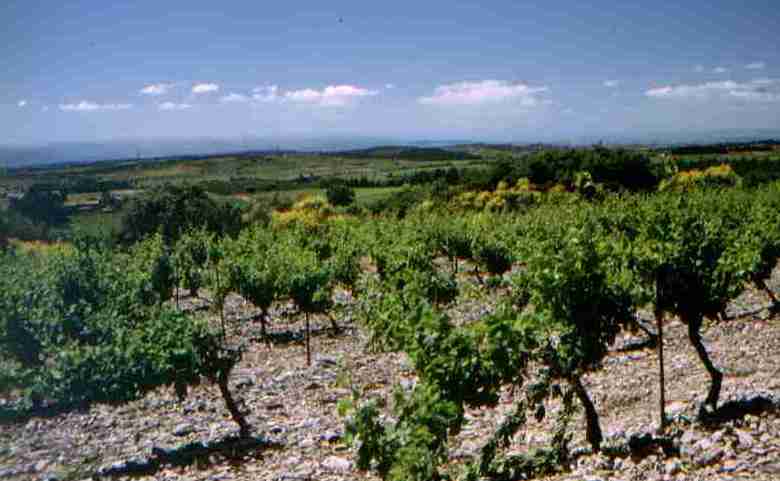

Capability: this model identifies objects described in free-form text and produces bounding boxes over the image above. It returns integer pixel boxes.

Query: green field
[1,147,491,235]
[0,148,484,193]
[4,142,780,244]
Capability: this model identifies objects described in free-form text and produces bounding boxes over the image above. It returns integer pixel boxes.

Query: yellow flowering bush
[659,164,741,192]
[453,178,540,212]
[271,194,336,230]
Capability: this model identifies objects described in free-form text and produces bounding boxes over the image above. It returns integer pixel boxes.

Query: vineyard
[2,180,780,480]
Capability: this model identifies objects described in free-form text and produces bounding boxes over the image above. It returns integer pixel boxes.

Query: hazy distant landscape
[4,128,780,168]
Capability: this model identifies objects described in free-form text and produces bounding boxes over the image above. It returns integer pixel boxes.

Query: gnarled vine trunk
[571,375,602,452]
[217,368,251,438]
[684,313,723,412]
[757,278,778,305]
[328,313,341,334]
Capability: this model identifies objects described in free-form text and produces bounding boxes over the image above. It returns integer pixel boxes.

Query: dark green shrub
[8,186,67,226]
[118,184,242,245]
[366,186,427,218]
[326,182,356,206]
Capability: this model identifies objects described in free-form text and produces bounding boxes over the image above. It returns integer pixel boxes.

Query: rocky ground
[2,275,780,481]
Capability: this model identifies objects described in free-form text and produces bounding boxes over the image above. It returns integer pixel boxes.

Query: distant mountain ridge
[2,129,779,168]
[0,138,474,169]
[326,146,479,161]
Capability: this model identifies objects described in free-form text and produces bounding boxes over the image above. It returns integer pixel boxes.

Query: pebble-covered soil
[2,275,780,481]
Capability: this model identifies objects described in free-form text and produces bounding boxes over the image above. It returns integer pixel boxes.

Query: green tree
[8,186,67,228]
[326,182,356,206]
[118,184,242,245]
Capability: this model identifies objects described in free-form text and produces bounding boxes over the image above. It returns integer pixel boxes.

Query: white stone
[322,456,351,472]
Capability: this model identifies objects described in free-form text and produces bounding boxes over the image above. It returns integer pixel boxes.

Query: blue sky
[2,0,779,146]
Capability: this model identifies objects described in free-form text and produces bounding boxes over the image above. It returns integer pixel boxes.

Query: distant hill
[0,137,475,168]
[0,139,262,168]
[3,129,780,168]
[328,146,480,161]
[668,139,780,155]
[449,143,558,154]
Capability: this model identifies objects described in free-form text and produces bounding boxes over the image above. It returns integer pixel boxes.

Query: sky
[2,0,780,147]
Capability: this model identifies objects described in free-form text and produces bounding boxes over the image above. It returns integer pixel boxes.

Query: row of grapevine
[205,220,364,364]
[342,183,780,480]
[2,182,779,480]
[0,234,250,435]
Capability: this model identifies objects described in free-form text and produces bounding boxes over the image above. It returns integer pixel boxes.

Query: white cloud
[603,80,620,88]
[385,83,396,89]
[284,84,378,106]
[646,86,675,97]
[694,65,705,73]
[220,85,377,105]
[418,80,548,106]
[746,62,766,70]
[42,106,49,112]
[727,90,780,102]
[220,93,250,103]
[285,89,321,102]
[646,81,740,99]
[158,102,192,111]
[252,85,279,102]
[217,86,281,104]
[192,83,220,94]
[140,83,173,95]
[646,79,780,102]
[59,101,133,112]
[713,66,728,74]
[17,100,27,107]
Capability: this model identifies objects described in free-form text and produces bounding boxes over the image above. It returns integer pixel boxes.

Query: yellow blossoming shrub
[659,164,741,192]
